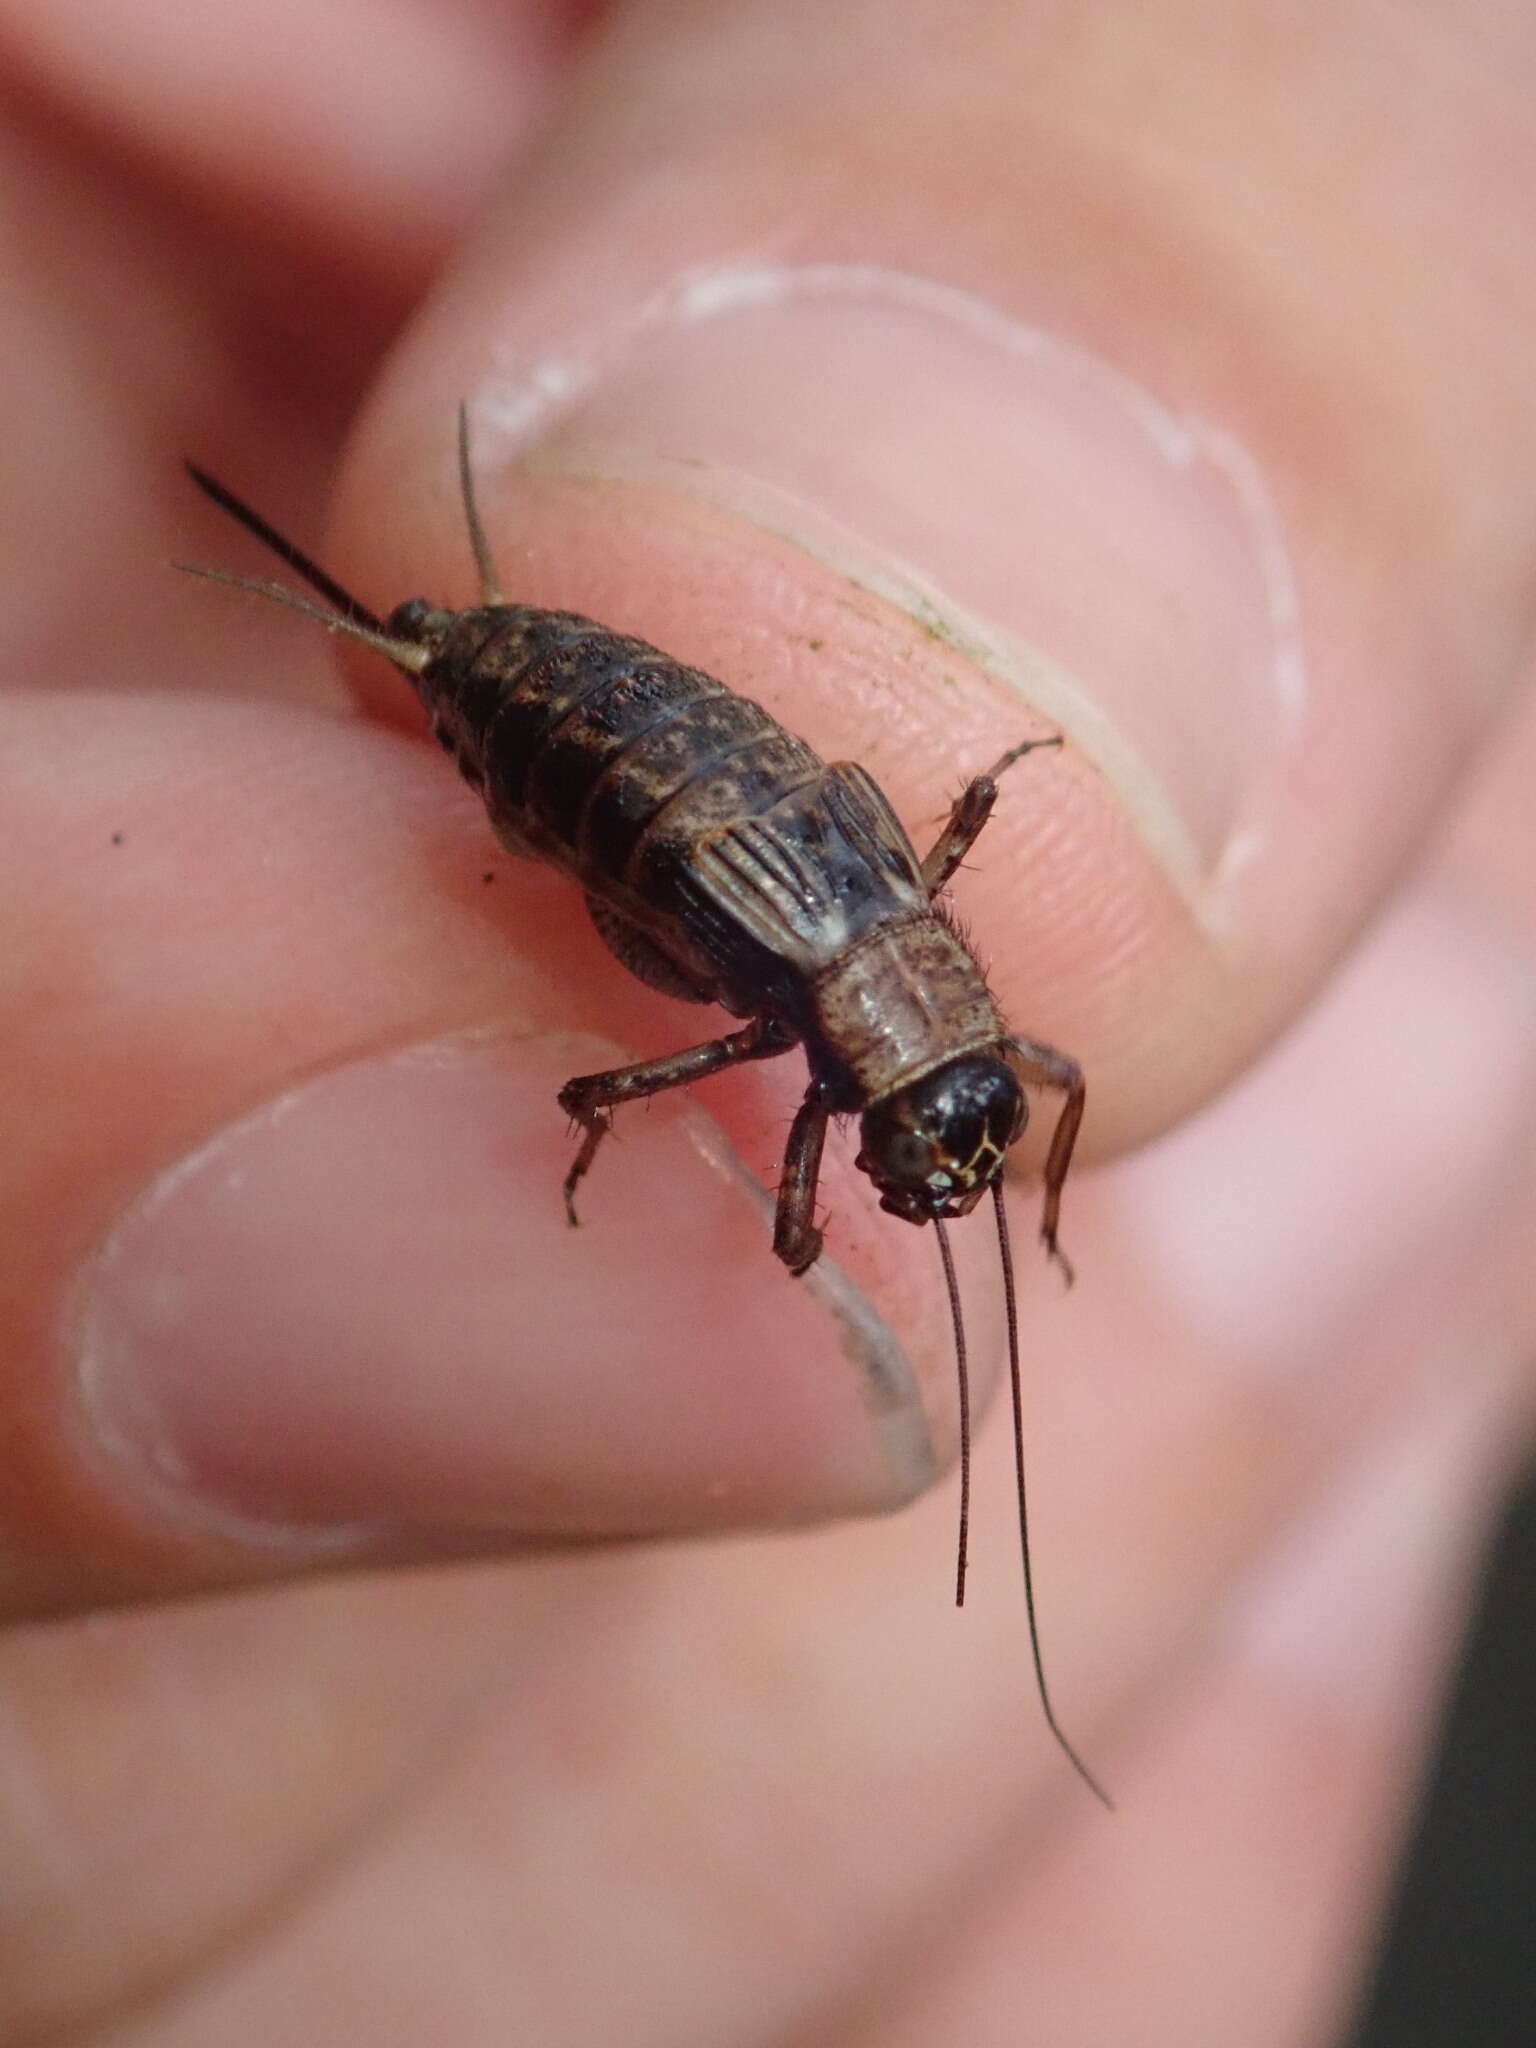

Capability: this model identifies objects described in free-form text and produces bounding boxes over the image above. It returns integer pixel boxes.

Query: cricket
[181,410,1108,1806]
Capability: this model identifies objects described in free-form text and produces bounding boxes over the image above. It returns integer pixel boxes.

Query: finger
[0,0,567,709]
[829,1367,1522,2048]
[327,0,1536,1161]
[0,1563,562,2044]
[77,1281,1530,2048]
[0,0,566,291]
[85,754,1536,2043]
[1,687,978,1618]
[18,783,1536,2042]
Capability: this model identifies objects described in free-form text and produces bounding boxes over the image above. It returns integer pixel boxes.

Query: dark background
[1353,1461,1536,2044]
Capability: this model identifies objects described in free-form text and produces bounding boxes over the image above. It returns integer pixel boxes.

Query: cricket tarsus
[934,1219,971,1609]
[185,412,1102,1802]
[994,1183,1113,1810]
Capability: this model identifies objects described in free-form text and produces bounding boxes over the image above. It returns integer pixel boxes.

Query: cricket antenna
[179,463,429,672]
[184,464,384,632]
[933,1219,972,1607]
[456,403,504,605]
[993,1181,1114,1809]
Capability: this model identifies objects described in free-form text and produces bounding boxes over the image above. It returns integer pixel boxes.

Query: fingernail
[1113,887,1536,1376]
[476,263,1303,908]
[71,1032,931,1545]
[1231,1363,1517,1706]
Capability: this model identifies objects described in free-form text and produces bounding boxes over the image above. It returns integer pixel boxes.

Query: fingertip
[70,1031,948,1560]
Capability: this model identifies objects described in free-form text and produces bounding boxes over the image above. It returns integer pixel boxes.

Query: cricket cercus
[182,410,1108,1806]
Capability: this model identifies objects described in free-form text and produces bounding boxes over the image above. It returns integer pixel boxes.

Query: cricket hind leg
[558,1015,798,1225]
[1006,1033,1084,1283]
[920,735,1063,896]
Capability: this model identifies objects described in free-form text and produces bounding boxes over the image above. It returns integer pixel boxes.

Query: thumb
[337,0,1536,1157]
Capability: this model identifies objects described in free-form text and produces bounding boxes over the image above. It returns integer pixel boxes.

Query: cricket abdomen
[417,605,811,871]
[414,604,928,1010]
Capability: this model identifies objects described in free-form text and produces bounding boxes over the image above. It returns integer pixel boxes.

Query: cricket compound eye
[885,1130,938,1181]
[383,597,450,642]
[857,1053,1027,1222]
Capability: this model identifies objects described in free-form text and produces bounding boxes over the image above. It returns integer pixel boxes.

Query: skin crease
[0,1,1535,2044]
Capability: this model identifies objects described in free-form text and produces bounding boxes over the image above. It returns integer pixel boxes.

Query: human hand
[4,2,1535,2041]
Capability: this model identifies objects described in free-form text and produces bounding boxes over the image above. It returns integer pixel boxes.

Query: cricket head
[856,1051,1026,1225]
[381,596,456,650]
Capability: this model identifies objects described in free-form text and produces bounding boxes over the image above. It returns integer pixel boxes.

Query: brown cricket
[182,411,1107,1806]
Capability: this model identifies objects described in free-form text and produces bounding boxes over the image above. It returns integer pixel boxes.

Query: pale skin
[4,3,1536,2044]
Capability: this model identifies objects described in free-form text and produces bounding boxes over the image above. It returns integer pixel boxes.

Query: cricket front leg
[1007,1034,1084,1285]
[558,1015,796,1225]
[920,735,1063,896]
[773,1086,833,1275]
